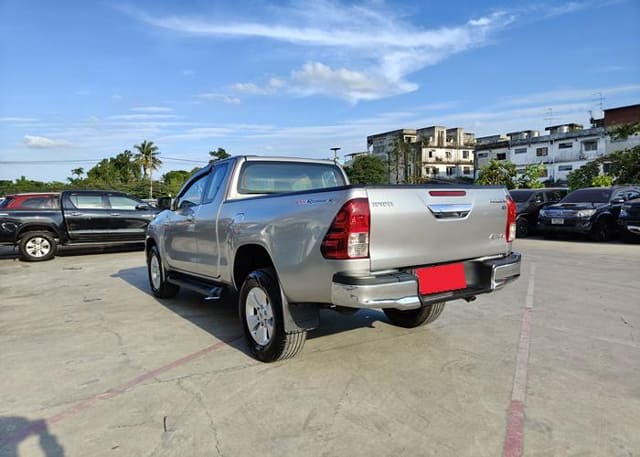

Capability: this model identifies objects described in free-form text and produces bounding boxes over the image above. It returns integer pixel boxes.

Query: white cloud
[111,94,123,100]
[290,62,417,103]
[0,117,38,123]
[500,84,640,107]
[182,69,195,76]
[131,106,173,113]
[128,3,515,102]
[23,135,72,148]
[107,113,178,121]
[198,93,241,104]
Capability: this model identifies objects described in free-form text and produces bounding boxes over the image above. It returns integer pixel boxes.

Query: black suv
[509,188,568,237]
[618,197,640,243]
[537,186,640,241]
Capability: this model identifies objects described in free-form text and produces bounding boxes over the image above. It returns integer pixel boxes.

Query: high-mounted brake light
[429,190,466,197]
[321,198,370,259]
[506,194,517,242]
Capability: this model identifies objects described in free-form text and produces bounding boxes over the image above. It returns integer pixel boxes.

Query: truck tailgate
[366,187,510,271]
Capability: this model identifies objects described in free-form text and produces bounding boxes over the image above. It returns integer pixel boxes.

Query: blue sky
[1,0,639,182]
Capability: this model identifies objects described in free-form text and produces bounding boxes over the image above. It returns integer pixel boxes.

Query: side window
[69,194,108,209]
[611,190,626,202]
[626,190,640,200]
[532,192,544,203]
[176,173,210,209]
[20,196,60,209]
[203,164,228,204]
[109,195,142,210]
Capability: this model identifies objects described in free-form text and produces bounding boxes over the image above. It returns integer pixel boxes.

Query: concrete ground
[0,239,638,457]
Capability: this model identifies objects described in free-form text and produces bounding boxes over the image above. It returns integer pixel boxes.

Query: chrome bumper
[331,252,522,311]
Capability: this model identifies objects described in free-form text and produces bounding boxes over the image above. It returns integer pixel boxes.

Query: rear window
[509,190,533,203]
[238,162,345,194]
[0,197,12,208]
[562,188,611,203]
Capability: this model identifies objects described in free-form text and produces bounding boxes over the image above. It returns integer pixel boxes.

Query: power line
[0,157,205,165]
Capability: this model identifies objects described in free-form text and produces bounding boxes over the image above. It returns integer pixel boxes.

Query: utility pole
[330,147,341,164]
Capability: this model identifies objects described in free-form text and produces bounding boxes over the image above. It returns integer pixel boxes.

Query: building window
[558,165,573,171]
[536,147,548,156]
[463,167,471,175]
[539,167,548,177]
[428,150,434,158]
[462,150,469,159]
[514,147,527,154]
[445,151,452,159]
[477,152,488,158]
[446,166,456,176]
[583,141,598,151]
[602,162,611,173]
[558,142,572,149]
[497,153,507,160]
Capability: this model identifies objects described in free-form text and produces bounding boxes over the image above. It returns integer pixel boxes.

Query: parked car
[0,190,161,261]
[537,186,640,241]
[618,197,640,243]
[509,187,568,237]
[146,156,521,362]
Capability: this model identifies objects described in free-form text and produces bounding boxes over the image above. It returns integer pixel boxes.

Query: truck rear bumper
[331,252,522,310]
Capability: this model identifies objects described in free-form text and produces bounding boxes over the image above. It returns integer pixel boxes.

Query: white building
[367,126,475,183]
[475,124,606,183]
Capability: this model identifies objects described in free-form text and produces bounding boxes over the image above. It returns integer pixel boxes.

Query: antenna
[544,108,558,125]
[592,92,605,117]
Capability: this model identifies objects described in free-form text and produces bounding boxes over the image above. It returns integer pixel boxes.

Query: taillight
[321,198,370,259]
[506,194,517,242]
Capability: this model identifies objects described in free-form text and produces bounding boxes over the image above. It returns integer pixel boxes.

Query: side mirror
[157,196,173,210]
[612,198,625,204]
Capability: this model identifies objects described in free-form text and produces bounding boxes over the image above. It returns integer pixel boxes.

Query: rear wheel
[383,302,446,328]
[516,216,529,238]
[239,268,306,362]
[18,231,57,261]
[147,245,179,298]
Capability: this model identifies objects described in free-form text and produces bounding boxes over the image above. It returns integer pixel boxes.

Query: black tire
[18,231,57,261]
[239,268,306,362]
[516,216,529,238]
[383,302,446,328]
[590,219,610,242]
[147,245,179,298]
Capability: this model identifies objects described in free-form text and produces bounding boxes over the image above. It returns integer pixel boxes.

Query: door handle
[110,213,120,216]
[70,212,83,216]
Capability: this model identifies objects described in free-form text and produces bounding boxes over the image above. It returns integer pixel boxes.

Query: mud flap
[280,290,319,332]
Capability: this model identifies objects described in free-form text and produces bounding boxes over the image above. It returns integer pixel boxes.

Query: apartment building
[366,126,475,183]
[475,124,606,183]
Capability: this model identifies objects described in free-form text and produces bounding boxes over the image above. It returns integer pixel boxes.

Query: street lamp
[330,147,341,164]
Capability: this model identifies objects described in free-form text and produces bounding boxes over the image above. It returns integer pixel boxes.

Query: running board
[166,273,225,300]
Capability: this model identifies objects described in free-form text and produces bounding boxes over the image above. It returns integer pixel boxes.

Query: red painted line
[0,335,242,449]
[502,265,536,457]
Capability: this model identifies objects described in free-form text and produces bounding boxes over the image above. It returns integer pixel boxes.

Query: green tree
[607,145,640,184]
[344,155,387,184]
[608,122,640,141]
[591,174,613,187]
[517,163,545,189]
[209,147,230,162]
[476,159,517,188]
[134,140,162,199]
[566,160,601,191]
[162,170,192,196]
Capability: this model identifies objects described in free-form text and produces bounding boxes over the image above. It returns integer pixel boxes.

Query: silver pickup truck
[146,156,521,362]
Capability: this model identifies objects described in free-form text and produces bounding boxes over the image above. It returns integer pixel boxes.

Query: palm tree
[134,140,162,199]
[71,167,84,179]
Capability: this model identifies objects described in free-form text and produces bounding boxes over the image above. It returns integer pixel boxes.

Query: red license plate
[415,263,467,295]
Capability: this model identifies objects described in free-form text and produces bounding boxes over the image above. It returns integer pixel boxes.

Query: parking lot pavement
[0,240,638,457]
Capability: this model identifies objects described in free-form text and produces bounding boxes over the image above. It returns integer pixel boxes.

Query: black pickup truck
[0,190,160,261]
